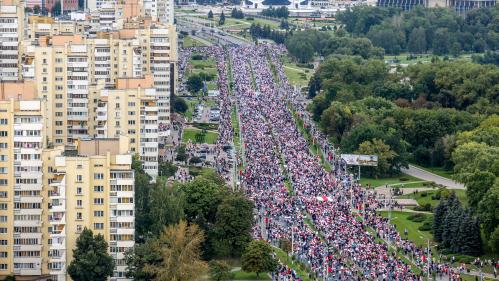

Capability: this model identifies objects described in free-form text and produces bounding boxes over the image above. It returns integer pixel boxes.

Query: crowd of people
[226,44,470,281]
[178,43,478,280]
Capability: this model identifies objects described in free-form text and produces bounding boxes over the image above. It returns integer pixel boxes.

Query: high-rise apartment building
[0,81,46,277]
[0,0,24,81]
[0,82,135,281]
[43,138,135,281]
[144,0,174,24]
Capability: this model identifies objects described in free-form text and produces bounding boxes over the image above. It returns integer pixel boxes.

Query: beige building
[0,82,135,281]
[43,138,135,281]
[0,0,25,81]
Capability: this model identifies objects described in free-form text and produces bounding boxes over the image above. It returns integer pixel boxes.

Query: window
[0,240,7,245]
[0,143,7,148]
[0,192,6,198]
[0,119,7,125]
[76,175,82,182]
[76,225,83,233]
[0,252,7,258]
[0,203,6,210]
[94,198,104,205]
[76,212,82,220]
[0,179,7,186]
[76,200,82,207]
[0,264,7,270]
[94,173,104,180]
[94,223,104,230]
[76,187,82,195]
[94,211,104,217]
[0,216,6,222]
[0,228,7,233]
[94,186,104,192]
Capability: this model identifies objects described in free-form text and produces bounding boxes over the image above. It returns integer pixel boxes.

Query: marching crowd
[179,44,479,280]
[228,44,469,281]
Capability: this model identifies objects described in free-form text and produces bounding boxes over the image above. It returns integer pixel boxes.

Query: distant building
[377,0,497,15]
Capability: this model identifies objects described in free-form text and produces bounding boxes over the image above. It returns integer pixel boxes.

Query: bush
[407,213,428,222]
[418,221,433,231]
[246,17,254,20]
[414,203,432,212]
[192,54,203,60]
[399,177,409,181]
[420,191,428,197]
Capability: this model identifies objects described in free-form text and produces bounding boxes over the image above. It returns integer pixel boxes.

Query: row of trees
[451,115,499,253]
[261,6,289,18]
[231,8,245,19]
[285,30,384,62]
[337,6,499,55]
[433,193,482,256]
[307,56,497,176]
[249,23,288,44]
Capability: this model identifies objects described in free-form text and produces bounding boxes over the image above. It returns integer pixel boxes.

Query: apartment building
[0,0,24,81]
[143,0,174,24]
[0,81,47,278]
[90,76,159,180]
[43,138,135,281]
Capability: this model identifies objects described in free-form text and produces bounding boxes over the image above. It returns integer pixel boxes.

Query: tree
[159,161,178,178]
[452,142,499,182]
[478,186,499,238]
[208,10,214,19]
[433,198,448,242]
[489,225,499,254]
[212,194,254,257]
[144,221,208,281]
[208,260,233,281]
[356,138,397,178]
[465,171,496,209]
[67,228,114,281]
[186,74,203,94]
[407,27,426,54]
[241,240,278,278]
[52,0,62,16]
[33,5,41,14]
[133,155,153,240]
[219,11,225,26]
[125,240,161,281]
[148,181,186,235]
[319,102,353,143]
[173,95,188,113]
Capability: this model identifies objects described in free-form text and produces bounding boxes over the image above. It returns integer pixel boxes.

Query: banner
[340,154,378,166]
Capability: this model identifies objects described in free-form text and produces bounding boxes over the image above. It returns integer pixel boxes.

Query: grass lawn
[281,56,314,86]
[182,128,218,144]
[232,270,271,280]
[378,211,434,248]
[182,36,207,48]
[400,189,468,208]
[359,173,423,188]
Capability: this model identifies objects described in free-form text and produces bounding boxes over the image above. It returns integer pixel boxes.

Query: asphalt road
[402,164,465,189]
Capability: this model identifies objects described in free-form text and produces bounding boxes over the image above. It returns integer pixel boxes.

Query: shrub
[407,213,427,222]
[420,191,428,197]
[192,54,203,60]
[418,221,433,231]
[399,177,409,181]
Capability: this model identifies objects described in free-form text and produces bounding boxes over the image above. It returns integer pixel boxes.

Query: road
[402,164,465,189]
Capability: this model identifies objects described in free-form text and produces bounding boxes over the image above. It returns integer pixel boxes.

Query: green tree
[148,181,186,235]
[158,161,178,178]
[67,228,114,281]
[433,197,448,242]
[212,194,254,257]
[125,239,160,281]
[186,75,203,94]
[489,225,499,254]
[33,5,41,14]
[144,221,208,281]
[172,95,188,113]
[208,10,214,19]
[356,138,397,178]
[52,1,62,16]
[320,102,353,143]
[133,155,153,240]
[208,260,233,281]
[241,240,278,278]
[478,186,499,238]
[219,11,225,25]
[452,142,499,182]
[407,27,427,54]
[465,171,496,209]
